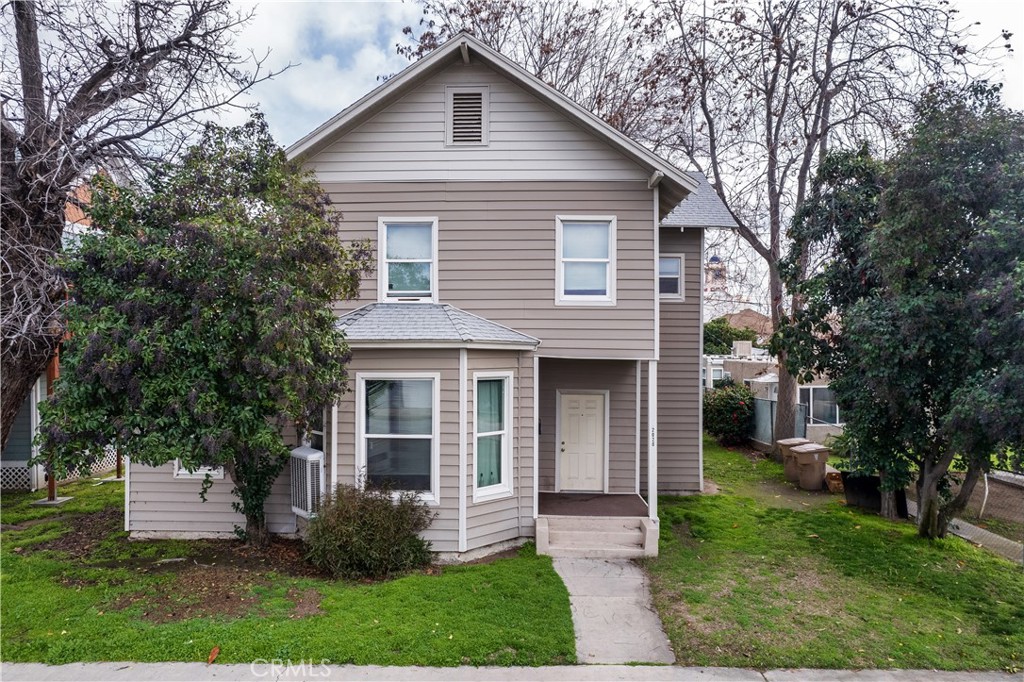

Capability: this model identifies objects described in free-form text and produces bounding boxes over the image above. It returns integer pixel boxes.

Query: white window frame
[355,372,441,505]
[555,215,617,306]
[378,217,439,303]
[799,386,843,426]
[712,367,724,380]
[173,460,224,480]
[472,371,514,503]
[445,85,490,147]
[659,253,684,300]
[306,408,326,451]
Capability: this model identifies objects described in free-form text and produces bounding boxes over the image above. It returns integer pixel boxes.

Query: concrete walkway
[551,557,675,664]
[2,663,1020,682]
[906,500,1023,564]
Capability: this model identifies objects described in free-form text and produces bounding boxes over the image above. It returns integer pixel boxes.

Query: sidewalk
[552,557,674,664]
[2,662,1020,682]
[906,500,1024,564]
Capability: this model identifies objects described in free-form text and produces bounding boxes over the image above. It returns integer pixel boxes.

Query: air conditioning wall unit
[290,446,324,518]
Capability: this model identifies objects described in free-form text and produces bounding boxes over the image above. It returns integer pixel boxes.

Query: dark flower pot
[840,472,908,518]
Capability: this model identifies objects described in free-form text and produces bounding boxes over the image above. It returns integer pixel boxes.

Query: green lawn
[0,479,575,666]
[644,438,1024,672]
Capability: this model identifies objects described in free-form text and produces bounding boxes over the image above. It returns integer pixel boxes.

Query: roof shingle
[661,171,738,229]
[337,303,540,347]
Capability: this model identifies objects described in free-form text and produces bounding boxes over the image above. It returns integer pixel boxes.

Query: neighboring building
[722,308,773,343]
[704,342,842,446]
[125,33,734,559]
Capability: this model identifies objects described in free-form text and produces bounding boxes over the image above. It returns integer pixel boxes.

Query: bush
[304,483,436,580]
[703,384,755,445]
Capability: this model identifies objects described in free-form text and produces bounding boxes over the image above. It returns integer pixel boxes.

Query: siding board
[306,60,648,185]
[324,181,656,358]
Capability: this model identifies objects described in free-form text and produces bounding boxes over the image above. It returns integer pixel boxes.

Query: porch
[535,492,657,558]
[534,357,660,558]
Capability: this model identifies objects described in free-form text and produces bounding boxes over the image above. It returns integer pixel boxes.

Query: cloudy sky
[228,0,1024,147]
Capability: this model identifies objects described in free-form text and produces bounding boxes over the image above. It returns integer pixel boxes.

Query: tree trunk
[916,461,944,539]
[937,463,983,537]
[245,512,269,548]
[878,469,899,521]
[0,349,53,449]
[768,265,797,441]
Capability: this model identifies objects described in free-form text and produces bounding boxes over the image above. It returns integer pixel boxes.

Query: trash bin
[792,443,830,491]
[777,437,811,481]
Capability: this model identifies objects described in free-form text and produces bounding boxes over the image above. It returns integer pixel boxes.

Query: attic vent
[446,86,489,146]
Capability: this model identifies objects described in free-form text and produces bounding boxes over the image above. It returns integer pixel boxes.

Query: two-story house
[124,32,736,559]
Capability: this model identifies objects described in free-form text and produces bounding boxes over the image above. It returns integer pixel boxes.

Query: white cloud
[226,1,423,145]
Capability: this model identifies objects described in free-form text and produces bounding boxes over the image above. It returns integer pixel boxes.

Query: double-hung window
[659,255,684,298]
[307,409,325,451]
[556,216,616,304]
[474,372,513,502]
[379,218,438,302]
[799,386,842,425]
[358,374,439,503]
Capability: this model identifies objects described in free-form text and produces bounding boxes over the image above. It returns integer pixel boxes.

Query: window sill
[554,298,617,307]
[472,486,513,504]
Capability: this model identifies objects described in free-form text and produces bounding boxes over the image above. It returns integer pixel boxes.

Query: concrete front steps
[536,515,659,558]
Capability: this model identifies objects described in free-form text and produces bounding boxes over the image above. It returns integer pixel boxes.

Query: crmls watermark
[250,659,332,678]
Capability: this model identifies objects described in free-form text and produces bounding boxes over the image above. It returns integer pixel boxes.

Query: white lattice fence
[1,464,33,491]
[60,447,119,483]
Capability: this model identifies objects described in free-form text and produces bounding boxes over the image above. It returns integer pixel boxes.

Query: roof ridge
[441,303,473,342]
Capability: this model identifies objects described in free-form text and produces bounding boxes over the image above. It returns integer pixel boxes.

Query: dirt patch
[702,480,721,495]
[110,564,266,624]
[287,587,323,618]
[28,507,122,558]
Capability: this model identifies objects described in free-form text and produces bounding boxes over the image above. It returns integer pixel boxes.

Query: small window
[173,460,224,480]
[378,217,438,302]
[556,216,616,305]
[659,255,683,298]
[358,375,438,502]
[474,372,513,502]
[712,367,724,380]
[446,86,489,146]
[800,386,842,425]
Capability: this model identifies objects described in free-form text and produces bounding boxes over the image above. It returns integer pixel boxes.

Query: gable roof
[660,172,739,229]
[337,303,540,349]
[286,31,698,218]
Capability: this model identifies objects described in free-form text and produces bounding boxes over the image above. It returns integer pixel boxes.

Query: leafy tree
[1,0,279,449]
[37,117,372,546]
[703,316,758,355]
[780,85,1024,538]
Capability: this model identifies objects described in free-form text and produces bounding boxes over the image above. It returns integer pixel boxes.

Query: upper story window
[378,217,438,303]
[556,216,617,306]
[446,85,489,146]
[659,255,684,299]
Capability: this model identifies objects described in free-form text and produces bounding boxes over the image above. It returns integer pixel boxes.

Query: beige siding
[642,228,703,493]
[307,61,647,183]
[465,350,535,550]
[538,358,638,493]
[128,460,295,536]
[331,349,462,552]
[323,181,657,358]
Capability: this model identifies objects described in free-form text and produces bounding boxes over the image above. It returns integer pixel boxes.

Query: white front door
[559,392,606,491]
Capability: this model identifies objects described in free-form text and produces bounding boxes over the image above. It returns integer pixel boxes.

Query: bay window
[358,374,439,502]
[474,372,513,502]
